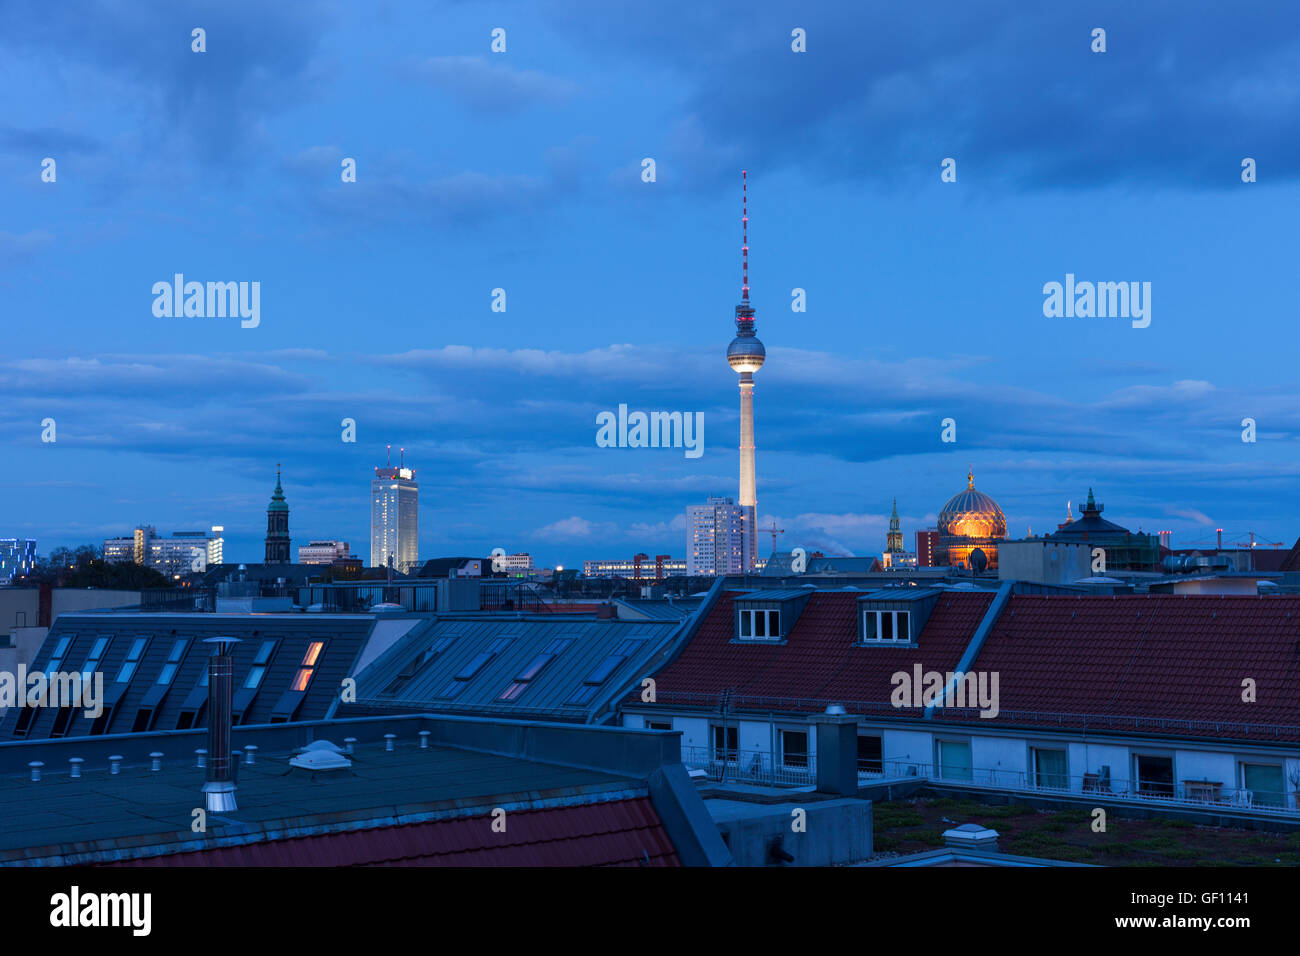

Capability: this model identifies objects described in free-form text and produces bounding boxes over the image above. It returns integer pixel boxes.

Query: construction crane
[1229,531,1285,550]
[763,521,785,553]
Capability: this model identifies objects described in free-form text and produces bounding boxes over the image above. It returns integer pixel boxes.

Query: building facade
[687,497,751,575]
[371,460,419,573]
[583,554,687,580]
[0,539,36,581]
[298,540,352,565]
[103,526,223,574]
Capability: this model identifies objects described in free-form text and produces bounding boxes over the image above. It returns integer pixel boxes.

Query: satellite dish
[969,548,988,573]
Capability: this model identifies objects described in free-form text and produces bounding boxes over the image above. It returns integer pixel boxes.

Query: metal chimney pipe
[202,635,241,813]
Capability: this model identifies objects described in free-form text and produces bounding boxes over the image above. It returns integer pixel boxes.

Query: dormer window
[862,609,911,643]
[739,608,780,641]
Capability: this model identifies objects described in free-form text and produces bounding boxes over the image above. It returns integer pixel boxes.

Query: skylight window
[154,638,188,685]
[289,641,325,692]
[497,639,572,701]
[243,639,279,690]
[436,636,514,698]
[566,638,644,706]
[114,637,149,684]
[383,636,454,695]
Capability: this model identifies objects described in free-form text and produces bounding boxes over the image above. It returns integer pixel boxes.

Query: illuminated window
[289,641,325,692]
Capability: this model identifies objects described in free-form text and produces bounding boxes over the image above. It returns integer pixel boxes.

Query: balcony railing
[682,745,1300,814]
[681,745,817,787]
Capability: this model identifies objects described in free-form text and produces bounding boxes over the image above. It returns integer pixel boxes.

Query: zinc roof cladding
[629,589,993,712]
[108,797,680,867]
[353,616,680,715]
[953,594,1300,741]
[0,614,375,739]
[0,736,662,865]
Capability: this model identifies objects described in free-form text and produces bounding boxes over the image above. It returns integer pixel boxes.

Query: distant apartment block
[583,554,687,580]
[916,529,939,568]
[881,550,918,569]
[103,525,224,575]
[0,539,36,581]
[687,497,752,575]
[497,552,534,571]
[298,540,352,565]
[371,460,419,573]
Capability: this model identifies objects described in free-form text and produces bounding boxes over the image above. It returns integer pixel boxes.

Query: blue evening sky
[3,0,1299,565]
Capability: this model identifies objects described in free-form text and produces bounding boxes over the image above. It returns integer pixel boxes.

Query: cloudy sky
[3,0,1299,566]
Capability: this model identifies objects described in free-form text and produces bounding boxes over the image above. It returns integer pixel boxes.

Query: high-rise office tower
[264,466,291,564]
[725,170,764,571]
[371,446,419,573]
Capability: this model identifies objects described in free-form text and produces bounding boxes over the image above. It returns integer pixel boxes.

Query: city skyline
[4,2,1300,568]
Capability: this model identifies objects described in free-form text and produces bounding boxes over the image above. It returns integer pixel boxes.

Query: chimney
[201,635,241,813]
[808,704,858,796]
[38,582,52,628]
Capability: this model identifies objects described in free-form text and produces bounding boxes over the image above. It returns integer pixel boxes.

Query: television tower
[726,170,765,570]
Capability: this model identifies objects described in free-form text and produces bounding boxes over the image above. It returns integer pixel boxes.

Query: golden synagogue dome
[937,469,1007,569]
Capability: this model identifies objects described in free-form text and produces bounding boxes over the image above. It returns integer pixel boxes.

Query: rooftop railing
[648,691,1300,742]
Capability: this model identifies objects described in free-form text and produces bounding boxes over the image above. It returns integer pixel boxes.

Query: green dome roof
[268,469,288,512]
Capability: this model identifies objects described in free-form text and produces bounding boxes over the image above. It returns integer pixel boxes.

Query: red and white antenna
[742,169,749,303]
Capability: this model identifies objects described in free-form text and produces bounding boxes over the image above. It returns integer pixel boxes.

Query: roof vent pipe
[244,744,258,765]
[28,761,43,782]
[150,752,164,771]
[69,757,84,779]
[201,635,241,813]
[109,755,122,775]
[195,749,207,769]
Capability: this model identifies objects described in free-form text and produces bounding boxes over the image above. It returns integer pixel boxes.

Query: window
[46,635,73,676]
[566,638,645,706]
[937,740,972,781]
[383,637,454,695]
[114,637,149,684]
[1032,747,1068,791]
[436,637,514,698]
[242,640,278,690]
[738,608,780,641]
[1241,763,1284,808]
[80,636,112,678]
[646,719,672,731]
[712,725,738,762]
[498,639,571,701]
[780,729,809,768]
[1134,754,1174,797]
[857,734,883,774]
[155,639,188,686]
[862,610,911,643]
[289,641,325,692]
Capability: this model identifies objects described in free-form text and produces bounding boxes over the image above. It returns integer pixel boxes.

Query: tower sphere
[727,335,766,373]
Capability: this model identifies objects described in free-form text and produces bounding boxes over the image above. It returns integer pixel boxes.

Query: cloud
[403,56,580,112]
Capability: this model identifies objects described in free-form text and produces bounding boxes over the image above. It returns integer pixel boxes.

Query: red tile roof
[107,797,680,867]
[636,590,994,716]
[959,594,1300,740]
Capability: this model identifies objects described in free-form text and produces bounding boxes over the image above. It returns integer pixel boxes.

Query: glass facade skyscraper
[371,465,419,573]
